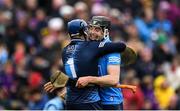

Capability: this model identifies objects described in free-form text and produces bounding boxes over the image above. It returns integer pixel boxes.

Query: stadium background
[0,0,180,110]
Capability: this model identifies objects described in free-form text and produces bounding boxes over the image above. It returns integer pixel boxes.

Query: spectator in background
[155,7,173,35]
[28,72,43,89]
[28,8,47,46]
[16,86,30,109]
[31,17,64,81]
[125,22,145,53]
[141,75,159,109]
[91,3,110,16]
[25,0,37,12]
[28,88,48,110]
[153,33,174,65]
[43,88,64,110]
[160,0,180,25]
[134,9,156,46]
[122,69,144,110]
[50,0,66,17]
[175,87,180,109]
[0,86,8,109]
[4,24,19,56]
[0,61,15,95]
[134,47,156,79]
[154,75,175,109]
[154,2,177,56]
[162,54,180,90]
[13,42,29,85]
[104,0,142,17]
[59,5,75,25]
[174,17,180,53]
[47,17,68,48]
[0,42,8,67]
[15,9,35,48]
[74,2,89,21]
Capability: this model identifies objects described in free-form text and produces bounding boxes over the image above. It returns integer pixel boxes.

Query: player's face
[88,25,103,41]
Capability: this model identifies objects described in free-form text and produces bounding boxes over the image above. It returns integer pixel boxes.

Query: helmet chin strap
[103,28,109,40]
[83,30,89,41]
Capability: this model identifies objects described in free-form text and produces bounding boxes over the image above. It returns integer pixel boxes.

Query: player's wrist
[87,76,97,84]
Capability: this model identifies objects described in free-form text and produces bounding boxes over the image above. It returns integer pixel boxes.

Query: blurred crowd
[0,0,180,110]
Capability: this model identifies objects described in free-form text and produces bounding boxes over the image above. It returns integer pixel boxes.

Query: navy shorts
[65,101,102,110]
[102,102,123,110]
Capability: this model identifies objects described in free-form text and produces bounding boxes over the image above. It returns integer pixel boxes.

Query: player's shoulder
[62,44,69,52]
[106,53,121,62]
[105,53,121,64]
[62,43,73,55]
[106,54,121,64]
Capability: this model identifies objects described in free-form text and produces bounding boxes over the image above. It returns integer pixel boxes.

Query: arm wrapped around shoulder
[97,41,127,57]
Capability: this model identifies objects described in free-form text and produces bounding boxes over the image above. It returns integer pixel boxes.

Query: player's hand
[76,77,90,88]
[44,82,56,93]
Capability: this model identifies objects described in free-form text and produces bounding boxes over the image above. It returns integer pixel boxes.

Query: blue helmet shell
[67,19,88,37]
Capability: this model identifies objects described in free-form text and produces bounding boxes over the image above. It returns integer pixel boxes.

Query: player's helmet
[89,16,111,30]
[67,19,88,39]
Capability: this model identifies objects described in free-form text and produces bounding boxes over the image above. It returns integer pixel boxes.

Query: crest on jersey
[66,45,76,52]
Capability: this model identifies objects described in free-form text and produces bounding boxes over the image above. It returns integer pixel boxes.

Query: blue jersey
[43,97,64,110]
[62,39,126,104]
[98,38,123,105]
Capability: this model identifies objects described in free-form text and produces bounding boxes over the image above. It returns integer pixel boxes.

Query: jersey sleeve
[96,41,126,58]
[106,53,121,65]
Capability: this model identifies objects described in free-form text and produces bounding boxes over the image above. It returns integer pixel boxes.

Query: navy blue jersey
[62,39,126,104]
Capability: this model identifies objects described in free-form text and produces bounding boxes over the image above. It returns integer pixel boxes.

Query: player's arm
[76,53,120,87]
[100,64,120,86]
[76,75,137,93]
[98,64,120,86]
[44,70,137,94]
[76,65,120,87]
[96,41,126,58]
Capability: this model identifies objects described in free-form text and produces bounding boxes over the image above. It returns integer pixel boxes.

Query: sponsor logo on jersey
[108,56,120,63]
